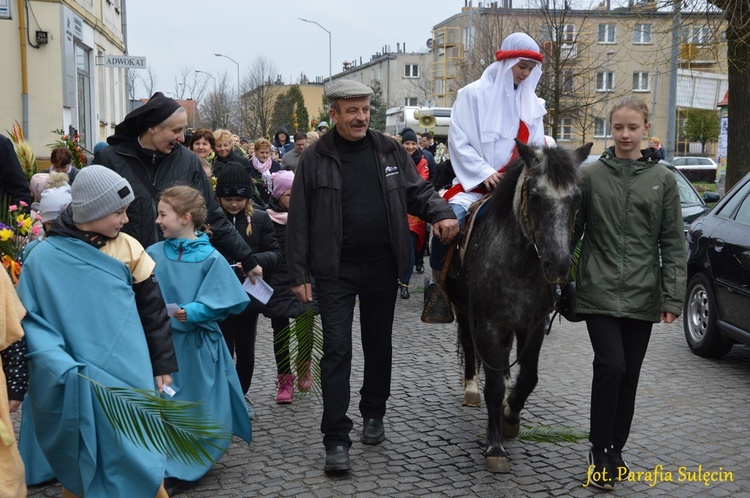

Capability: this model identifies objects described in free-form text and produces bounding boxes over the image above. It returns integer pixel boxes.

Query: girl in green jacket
[575,97,686,491]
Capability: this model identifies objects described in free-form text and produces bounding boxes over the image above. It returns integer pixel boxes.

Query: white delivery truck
[385,106,452,141]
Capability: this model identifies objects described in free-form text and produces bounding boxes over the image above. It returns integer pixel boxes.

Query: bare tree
[243,55,282,139]
[407,73,434,106]
[705,0,749,187]
[141,64,159,97]
[198,72,235,131]
[127,69,138,101]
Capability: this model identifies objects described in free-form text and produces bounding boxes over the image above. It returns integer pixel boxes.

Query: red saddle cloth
[444,121,529,202]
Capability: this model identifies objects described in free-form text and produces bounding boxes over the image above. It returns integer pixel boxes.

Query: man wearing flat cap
[95,92,262,278]
[287,79,458,473]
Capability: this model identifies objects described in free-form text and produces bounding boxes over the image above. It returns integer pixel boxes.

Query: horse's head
[512,140,593,284]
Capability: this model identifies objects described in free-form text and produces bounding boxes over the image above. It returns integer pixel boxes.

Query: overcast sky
[125,0,463,99]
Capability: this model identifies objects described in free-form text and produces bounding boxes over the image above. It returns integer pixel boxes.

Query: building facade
[1,0,130,158]
[331,44,432,109]
[432,3,727,155]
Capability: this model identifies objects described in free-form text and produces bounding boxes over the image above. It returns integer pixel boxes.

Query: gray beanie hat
[71,165,135,223]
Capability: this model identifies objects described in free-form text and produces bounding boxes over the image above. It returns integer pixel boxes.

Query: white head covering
[476,32,546,143]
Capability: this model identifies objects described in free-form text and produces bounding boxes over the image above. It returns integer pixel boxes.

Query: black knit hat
[215,163,254,198]
[400,128,418,144]
[108,92,182,145]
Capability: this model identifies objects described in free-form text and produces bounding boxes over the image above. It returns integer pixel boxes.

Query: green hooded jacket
[573,149,686,322]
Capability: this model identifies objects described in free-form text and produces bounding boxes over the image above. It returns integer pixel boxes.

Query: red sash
[444,121,529,201]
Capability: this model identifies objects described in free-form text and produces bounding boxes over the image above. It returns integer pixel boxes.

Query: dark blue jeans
[315,257,398,449]
[430,202,467,270]
[402,232,418,285]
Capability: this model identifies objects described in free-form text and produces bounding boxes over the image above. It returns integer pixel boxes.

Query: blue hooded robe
[146,233,251,481]
[16,235,166,497]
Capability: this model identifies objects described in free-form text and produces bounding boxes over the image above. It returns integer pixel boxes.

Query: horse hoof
[486,456,510,473]
[462,392,481,407]
[462,377,481,407]
[501,417,520,439]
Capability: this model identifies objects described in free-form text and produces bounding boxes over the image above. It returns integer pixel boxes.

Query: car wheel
[683,273,733,358]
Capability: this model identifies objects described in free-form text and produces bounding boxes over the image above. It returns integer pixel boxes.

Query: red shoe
[275,374,295,404]
[298,360,313,392]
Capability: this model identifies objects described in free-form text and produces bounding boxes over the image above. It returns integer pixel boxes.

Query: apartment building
[1,0,130,157]
[331,44,432,109]
[432,2,727,154]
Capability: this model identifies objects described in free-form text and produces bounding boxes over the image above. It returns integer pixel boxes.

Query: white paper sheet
[242,277,274,305]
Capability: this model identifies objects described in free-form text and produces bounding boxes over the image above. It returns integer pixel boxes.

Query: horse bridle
[520,170,541,259]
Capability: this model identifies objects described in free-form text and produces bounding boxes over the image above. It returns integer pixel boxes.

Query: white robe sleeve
[448,86,498,192]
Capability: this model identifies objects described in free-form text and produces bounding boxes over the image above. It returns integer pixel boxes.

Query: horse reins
[520,170,540,259]
[467,168,549,374]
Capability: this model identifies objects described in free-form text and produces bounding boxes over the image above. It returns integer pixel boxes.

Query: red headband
[495,49,544,63]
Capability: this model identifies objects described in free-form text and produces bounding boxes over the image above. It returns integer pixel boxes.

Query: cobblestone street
[22,287,750,497]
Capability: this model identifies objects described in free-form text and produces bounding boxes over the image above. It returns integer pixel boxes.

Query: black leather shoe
[361,418,385,445]
[324,445,350,473]
[609,448,631,480]
[586,447,614,490]
[400,285,410,299]
[415,261,424,274]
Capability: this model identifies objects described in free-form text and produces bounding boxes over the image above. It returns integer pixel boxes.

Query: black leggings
[219,309,259,394]
[585,315,652,451]
[271,316,314,376]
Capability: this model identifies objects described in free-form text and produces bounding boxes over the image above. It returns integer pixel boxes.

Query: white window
[561,70,574,94]
[598,24,616,43]
[594,118,612,138]
[632,72,650,91]
[558,118,573,141]
[634,24,652,44]
[597,71,615,92]
[404,64,419,78]
[405,97,418,106]
[0,0,12,18]
[561,43,578,59]
[683,26,711,45]
[540,23,576,43]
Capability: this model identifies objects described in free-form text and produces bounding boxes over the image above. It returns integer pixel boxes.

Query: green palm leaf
[81,374,230,466]
[273,306,324,400]
[518,424,589,443]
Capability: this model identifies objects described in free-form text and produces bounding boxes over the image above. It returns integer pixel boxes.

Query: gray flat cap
[326,79,374,100]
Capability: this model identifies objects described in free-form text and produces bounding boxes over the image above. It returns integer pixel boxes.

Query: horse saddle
[457,194,494,266]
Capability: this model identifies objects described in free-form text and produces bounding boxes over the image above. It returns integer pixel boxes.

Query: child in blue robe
[146,185,251,484]
[17,165,176,498]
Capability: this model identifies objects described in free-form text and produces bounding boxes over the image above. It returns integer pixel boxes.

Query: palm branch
[81,374,230,466]
[273,306,324,400]
[518,424,589,443]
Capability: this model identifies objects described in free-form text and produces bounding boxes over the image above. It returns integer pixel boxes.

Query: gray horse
[447,140,592,473]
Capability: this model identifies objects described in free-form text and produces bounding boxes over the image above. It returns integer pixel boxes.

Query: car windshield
[673,170,703,206]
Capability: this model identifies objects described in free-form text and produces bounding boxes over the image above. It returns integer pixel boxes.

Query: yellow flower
[0,228,12,241]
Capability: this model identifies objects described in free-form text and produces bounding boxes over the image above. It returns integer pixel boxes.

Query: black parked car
[683,171,750,357]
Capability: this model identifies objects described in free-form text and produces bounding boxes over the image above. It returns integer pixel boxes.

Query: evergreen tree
[270,85,310,135]
[369,80,387,132]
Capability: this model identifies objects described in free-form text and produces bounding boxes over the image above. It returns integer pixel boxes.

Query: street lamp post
[299,18,332,87]
[603,50,615,150]
[215,53,242,137]
[195,69,216,87]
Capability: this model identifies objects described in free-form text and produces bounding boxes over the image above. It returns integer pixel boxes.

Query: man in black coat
[94,92,262,278]
[0,134,31,206]
[287,79,458,473]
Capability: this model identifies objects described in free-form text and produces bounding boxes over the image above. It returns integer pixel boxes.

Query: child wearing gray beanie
[16,165,178,496]
[71,164,135,224]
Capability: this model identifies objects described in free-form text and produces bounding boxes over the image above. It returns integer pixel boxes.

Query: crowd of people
[0,30,686,497]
